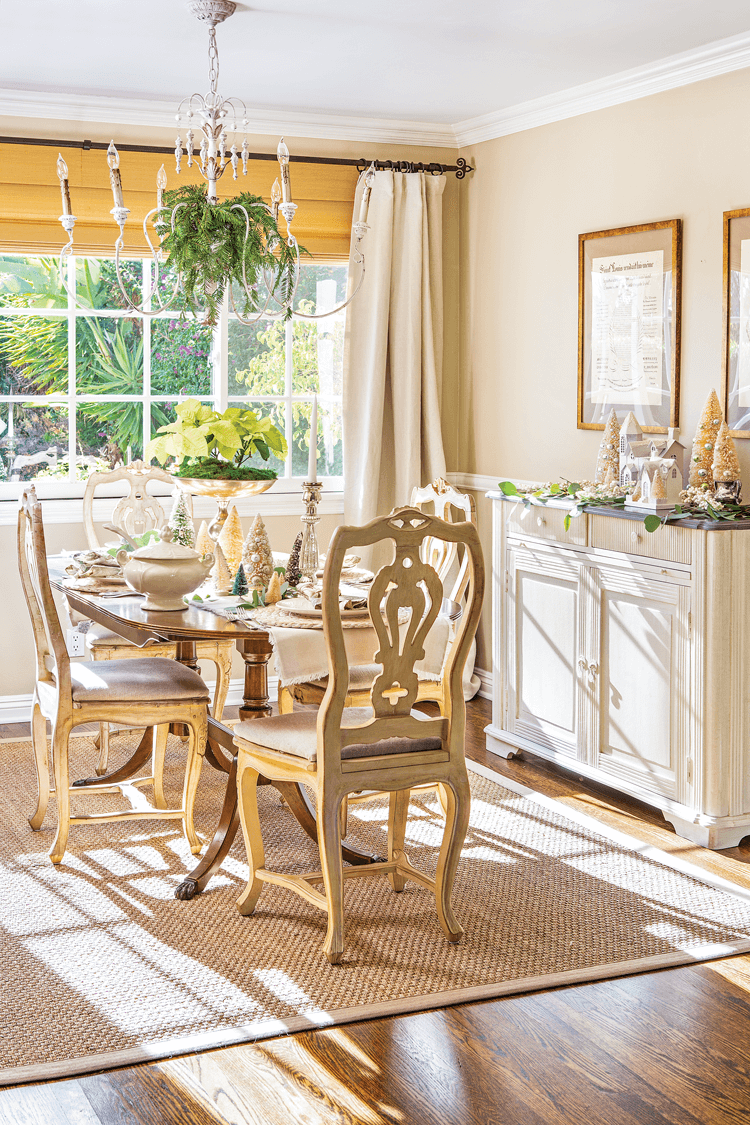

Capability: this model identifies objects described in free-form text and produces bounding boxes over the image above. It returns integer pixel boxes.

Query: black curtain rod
[0,135,473,179]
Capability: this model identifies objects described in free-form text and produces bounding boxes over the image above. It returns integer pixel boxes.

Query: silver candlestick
[299,481,323,579]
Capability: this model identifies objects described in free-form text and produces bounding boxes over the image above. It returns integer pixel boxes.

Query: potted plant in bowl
[146,398,288,539]
[157,184,300,326]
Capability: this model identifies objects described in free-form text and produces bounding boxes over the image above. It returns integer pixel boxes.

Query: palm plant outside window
[0,254,346,498]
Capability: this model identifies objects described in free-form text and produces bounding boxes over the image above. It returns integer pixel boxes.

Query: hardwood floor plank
[165,1040,393,1125]
[89,1068,223,1125]
[76,1073,145,1125]
[533,969,750,1124]
[0,1078,103,1125]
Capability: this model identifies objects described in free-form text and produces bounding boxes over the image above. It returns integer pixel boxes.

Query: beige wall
[0,116,460,702]
[455,66,750,670]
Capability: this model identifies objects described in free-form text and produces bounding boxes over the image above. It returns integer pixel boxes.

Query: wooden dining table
[49,557,383,899]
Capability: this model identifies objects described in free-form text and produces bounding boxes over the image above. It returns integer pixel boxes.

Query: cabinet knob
[577,657,588,674]
[537,516,545,527]
[631,531,642,543]
[588,662,599,682]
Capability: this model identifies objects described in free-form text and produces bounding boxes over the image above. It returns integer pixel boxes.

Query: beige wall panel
[457,67,750,485]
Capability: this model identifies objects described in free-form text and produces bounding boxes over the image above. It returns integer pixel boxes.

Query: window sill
[0,488,344,527]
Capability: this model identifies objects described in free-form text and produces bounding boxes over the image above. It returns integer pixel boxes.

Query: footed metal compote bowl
[175,475,276,542]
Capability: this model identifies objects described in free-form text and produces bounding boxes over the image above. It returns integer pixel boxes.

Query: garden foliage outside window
[0,254,346,495]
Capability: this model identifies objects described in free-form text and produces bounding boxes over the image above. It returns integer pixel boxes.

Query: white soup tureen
[117,529,213,611]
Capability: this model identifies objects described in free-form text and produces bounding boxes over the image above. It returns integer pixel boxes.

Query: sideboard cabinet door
[505,544,588,761]
[592,566,690,803]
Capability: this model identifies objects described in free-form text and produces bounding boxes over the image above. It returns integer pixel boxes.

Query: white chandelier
[55,0,374,323]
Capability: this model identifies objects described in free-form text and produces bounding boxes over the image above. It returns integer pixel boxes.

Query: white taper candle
[307,394,318,482]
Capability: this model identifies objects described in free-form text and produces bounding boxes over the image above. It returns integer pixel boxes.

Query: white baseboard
[0,676,281,726]
[475,666,492,701]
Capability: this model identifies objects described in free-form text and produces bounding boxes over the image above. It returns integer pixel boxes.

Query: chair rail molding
[447,472,543,494]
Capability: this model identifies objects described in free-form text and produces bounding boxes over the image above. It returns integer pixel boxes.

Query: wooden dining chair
[18,486,209,865]
[277,478,477,717]
[233,505,484,963]
[81,460,233,773]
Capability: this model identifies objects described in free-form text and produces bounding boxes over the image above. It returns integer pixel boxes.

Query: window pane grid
[0,254,346,487]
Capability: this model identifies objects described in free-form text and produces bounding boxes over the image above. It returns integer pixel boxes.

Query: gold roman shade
[0,141,357,259]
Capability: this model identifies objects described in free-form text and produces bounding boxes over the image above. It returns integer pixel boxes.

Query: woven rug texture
[2,731,750,1081]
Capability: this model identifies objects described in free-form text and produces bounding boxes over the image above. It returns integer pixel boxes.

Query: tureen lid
[129,527,204,561]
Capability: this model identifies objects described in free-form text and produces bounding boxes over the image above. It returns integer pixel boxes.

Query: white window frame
[0,254,346,503]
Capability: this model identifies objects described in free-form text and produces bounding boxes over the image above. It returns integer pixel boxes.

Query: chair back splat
[410,477,477,606]
[320,506,484,772]
[82,459,177,548]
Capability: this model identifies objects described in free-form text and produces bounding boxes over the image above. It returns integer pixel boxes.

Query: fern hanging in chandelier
[55,0,374,325]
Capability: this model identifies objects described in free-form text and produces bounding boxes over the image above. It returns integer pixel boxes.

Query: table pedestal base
[71,634,383,897]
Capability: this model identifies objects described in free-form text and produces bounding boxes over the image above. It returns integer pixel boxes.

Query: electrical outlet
[66,628,86,658]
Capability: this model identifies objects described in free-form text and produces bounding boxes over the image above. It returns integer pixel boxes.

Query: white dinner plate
[285,601,370,620]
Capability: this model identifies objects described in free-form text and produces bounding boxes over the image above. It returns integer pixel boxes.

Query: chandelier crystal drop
[56,0,375,323]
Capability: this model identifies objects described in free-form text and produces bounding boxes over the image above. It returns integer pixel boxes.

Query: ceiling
[1,0,750,128]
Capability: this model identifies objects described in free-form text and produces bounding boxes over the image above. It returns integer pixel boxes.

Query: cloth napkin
[270,613,479,700]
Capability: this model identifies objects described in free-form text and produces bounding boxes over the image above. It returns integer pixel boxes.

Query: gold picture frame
[578,219,682,432]
[722,207,750,437]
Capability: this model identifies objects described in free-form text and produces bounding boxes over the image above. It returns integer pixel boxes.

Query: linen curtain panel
[343,170,447,526]
[342,170,479,699]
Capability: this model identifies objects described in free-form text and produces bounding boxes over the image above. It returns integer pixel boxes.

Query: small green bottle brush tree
[156,184,301,327]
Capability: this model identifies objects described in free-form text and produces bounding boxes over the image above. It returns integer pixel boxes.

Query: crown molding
[455,28,750,147]
[0,87,457,149]
[5,27,750,155]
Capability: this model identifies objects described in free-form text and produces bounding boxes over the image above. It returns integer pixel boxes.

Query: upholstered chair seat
[85,623,142,647]
[234,707,442,763]
[70,658,209,704]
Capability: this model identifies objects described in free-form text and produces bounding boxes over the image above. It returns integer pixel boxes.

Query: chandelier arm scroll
[226,202,295,325]
[110,205,184,317]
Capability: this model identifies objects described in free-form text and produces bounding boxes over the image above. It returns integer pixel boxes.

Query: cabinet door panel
[596,570,688,800]
[507,545,586,759]
[519,573,577,732]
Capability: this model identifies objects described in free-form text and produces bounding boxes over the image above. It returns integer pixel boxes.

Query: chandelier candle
[271,179,281,222]
[277,139,292,203]
[156,165,167,210]
[358,165,376,225]
[107,142,125,210]
[57,154,71,217]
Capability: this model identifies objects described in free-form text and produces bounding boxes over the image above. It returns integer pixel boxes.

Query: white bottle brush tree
[595,408,620,486]
[689,390,723,488]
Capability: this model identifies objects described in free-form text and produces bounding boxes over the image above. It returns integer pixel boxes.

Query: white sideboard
[485,490,750,849]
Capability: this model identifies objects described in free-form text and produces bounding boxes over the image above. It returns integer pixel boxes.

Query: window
[0,254,347,498]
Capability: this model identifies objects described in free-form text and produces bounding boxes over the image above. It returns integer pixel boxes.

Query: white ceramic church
[618,412,686,511]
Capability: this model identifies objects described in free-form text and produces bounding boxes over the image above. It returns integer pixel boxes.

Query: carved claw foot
[174,879,199,900]
[72,776,101,788]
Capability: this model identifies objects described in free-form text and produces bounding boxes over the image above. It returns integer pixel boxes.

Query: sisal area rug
[2,732,750,1086]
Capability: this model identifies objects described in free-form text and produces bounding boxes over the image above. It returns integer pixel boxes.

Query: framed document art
[722,208,750,437]
[578,220,682,432]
